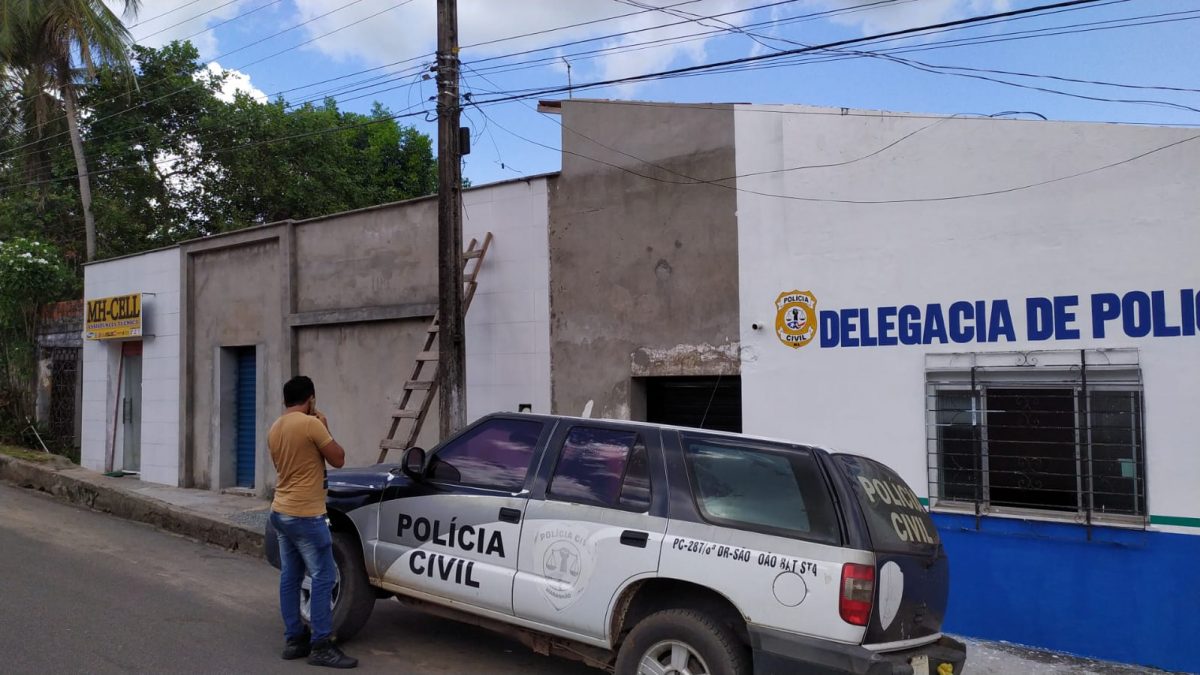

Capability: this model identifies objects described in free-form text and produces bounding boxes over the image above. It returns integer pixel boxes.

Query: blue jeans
[271,511,336,643]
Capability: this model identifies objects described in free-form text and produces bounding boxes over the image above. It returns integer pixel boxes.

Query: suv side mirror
[401,446,427,480]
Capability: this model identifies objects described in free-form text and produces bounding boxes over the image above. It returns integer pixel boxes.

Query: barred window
[926,349,1145,525]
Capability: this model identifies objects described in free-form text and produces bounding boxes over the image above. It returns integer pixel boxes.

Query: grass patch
[0,445,62,463]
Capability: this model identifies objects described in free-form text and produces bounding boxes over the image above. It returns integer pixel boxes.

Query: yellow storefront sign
[85,294,142,340]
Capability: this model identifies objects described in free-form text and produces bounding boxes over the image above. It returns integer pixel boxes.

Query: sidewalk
[0,450,1177,674]
[0,449,268,558]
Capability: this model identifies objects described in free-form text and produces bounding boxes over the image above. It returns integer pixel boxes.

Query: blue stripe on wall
[933,512,1200,673]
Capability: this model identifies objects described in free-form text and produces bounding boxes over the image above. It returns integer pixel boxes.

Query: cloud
[288,0,759,95]
[203,62,268,103]
[109,0,254,58]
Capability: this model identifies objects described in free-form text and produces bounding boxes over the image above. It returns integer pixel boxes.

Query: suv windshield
[834,454,940,553]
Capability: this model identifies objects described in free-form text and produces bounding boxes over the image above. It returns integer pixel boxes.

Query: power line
[624,1,1200,117]
[467,87,1200,206]
[468,0,923,78]
[12,0,1197,184]
[126,0,206,29]
[5,0,857,168]
[461,0,710,49]
[479,4,1199,104]
[17,0,1196,179]
[0,101,434,194]
[468,0,1113,106]
[525,97,1200,127]
[468,0,1138,83]
[469,0,852,66]
[0,0,407,161]
[465,65,964,184]
[134,0,274,42]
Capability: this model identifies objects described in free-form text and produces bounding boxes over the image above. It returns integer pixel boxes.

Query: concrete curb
[0,454,265,559]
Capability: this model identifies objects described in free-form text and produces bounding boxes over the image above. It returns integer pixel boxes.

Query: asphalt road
[0,483,595,675]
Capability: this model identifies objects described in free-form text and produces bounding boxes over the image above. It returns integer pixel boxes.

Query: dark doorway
[643,376,741,433]
[234,347,257,488]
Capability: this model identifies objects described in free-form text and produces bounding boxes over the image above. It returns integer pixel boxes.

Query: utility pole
[436,0,466,439]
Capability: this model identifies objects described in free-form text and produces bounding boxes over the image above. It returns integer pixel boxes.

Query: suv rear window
[834,454,940,552]
[682,435,840,546]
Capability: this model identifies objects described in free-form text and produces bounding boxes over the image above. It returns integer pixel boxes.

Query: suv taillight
[840,563,875,626]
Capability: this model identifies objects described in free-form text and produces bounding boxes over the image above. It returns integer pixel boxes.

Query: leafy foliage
[0,237,73,428]
[1,41,439,257]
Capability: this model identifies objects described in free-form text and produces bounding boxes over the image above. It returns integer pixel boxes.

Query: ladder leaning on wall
[377,232,493,463]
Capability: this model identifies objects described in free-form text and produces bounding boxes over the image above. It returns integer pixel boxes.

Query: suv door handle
[499,507,522,524]
[620,530,649,548]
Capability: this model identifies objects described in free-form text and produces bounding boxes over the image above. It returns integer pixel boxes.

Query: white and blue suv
[265,413,967,675]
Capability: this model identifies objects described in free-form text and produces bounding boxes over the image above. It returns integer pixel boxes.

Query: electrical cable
[0,101,434,194]
[619,1,1200,116]
[0,0,383,160]
[469,89,1200,205]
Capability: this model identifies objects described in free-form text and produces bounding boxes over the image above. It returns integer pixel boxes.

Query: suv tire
[615,608,751,675]
[301,530,375,642]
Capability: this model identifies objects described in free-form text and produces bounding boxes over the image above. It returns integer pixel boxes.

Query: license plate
[910,655,930,675]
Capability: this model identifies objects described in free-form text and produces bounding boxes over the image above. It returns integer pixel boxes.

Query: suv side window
[548,426,652,512]
[682,435,840,545]
[427,418,544,492]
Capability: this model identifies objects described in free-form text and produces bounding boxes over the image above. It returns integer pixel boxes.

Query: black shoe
[282,631,311,660]
[307,639,357,669]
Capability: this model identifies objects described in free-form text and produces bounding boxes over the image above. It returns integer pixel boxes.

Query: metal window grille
[925,349,1146,528]
[48,347,80,444]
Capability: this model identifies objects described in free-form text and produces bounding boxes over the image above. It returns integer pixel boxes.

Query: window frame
[925,349,1147,528]
[678,432,844,547]
[425,415,550,495]
[545,424,654,513]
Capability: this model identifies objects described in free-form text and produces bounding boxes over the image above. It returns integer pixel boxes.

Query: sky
[107,0,1200,186]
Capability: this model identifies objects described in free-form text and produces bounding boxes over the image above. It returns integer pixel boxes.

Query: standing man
[268,376,358,669]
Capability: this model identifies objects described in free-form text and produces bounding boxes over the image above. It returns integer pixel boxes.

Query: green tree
[0,0,141,260]
[1,40,438,256]
[196,97,437,228]
[82,41,226,252]
[0,237,73,426]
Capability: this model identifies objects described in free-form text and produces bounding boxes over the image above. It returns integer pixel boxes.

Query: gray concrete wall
[184,235,283,491]
[179,177,552,490]
[548,100,741,419]
[294,200,437,314]
[297,320,440,468]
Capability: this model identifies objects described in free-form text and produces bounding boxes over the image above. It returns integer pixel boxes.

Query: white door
[120,344,142,473]
[514,423,667,640]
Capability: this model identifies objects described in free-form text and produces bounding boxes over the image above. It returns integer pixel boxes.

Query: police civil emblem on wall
[775,290,818,348]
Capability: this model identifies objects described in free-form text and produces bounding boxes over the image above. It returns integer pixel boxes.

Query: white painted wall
[734,105,1200,525]
[81,248,182,485]
[463,176,552,421]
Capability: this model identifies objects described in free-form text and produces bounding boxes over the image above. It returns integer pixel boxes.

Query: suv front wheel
[615,609,751,675]
[299,529,375,642]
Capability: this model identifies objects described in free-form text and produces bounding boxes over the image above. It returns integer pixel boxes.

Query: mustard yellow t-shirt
[269,412,334,517]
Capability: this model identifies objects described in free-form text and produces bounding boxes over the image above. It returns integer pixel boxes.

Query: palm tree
[0,0,140,260]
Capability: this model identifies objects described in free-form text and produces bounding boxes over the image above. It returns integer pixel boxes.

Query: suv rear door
[831,454,949,647]
[660,432,871,644]
[513,421,669,641]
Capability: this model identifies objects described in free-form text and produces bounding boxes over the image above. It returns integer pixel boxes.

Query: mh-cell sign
[774,289,1200,349]
[85,293,142,340]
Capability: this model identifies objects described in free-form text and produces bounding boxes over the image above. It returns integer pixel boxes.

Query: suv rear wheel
[615,609,751,675]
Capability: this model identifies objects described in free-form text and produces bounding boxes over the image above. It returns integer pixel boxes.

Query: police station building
[81,100,1199,672]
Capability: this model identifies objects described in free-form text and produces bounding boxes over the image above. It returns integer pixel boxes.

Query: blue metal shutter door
[235,349,256,488]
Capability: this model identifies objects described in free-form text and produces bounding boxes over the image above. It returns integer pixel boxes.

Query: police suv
[265,413,967,675]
